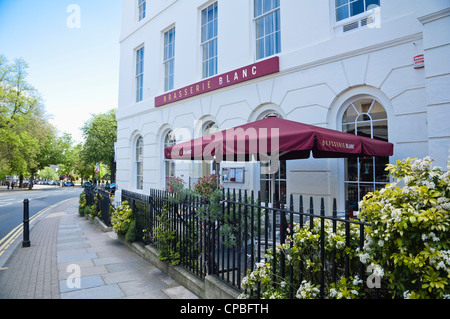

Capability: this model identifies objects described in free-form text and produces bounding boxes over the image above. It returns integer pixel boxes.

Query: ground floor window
[189,121,219,186]
[135,136,144,190]
[342,97,389,215]
[164,131,176,187]
[260,160,286,208]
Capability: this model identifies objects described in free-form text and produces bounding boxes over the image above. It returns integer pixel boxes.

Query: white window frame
[135,46,144,103]
[201,2,218,79]
[253,0,281,61]
[164,130,176,185]
[138,0,146,21]
[135,136,144,190]
[335,0,379,22]
[334,0,380,35]
[341,98,389,216]
[163,27,176,92]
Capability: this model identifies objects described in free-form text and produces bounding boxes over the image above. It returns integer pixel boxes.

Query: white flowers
[369,263,385,278]
[296,280,320,299]
[422,232,441,243]
[329,288,338,298]
[430,250,450,274]
[437,197,450,211]
[255,262,265,269]
[424,181,435,189]
[359,252,370,264]
[403,290,411,299]
[239,155,449,299]
[411,156,432,172]
[390,209,402,223]
[353,276,363,286]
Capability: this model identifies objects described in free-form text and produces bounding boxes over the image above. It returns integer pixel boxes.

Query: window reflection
[342,98,388,214]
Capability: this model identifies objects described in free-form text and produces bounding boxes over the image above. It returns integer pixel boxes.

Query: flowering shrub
[359,157,450,299]
[193,174,217,198]
[78,192,87,215]
[111,201,133,235]
[165,175,186,193]
[239,218,364,299]
[240,156,450,299]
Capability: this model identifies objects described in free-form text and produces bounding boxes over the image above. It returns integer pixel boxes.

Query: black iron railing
[84,186,113,226]
[121,188,371,298]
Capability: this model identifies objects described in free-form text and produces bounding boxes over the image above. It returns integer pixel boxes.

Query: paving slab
[0,196,200,299]
[61,283,125,299]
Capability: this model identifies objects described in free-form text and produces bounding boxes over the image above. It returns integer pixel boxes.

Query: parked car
[83,182,92,188]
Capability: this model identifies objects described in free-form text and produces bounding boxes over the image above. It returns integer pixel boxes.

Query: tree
[0,55,44,184]
[38,166,59,181]
[81,109,117,183]
[71,143,91,182]
[0,55,74,188]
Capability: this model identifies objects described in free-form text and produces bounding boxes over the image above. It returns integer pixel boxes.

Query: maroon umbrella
[164,117,393,161]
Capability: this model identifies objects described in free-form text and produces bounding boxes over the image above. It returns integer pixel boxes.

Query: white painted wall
[116,0,450,212]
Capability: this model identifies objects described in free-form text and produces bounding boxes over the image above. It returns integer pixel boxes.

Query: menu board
[222,167,244,183]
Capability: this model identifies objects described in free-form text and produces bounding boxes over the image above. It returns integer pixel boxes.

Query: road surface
[0,186,82,263]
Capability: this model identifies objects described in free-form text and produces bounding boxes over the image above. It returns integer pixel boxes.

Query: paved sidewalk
[0,197,199,299]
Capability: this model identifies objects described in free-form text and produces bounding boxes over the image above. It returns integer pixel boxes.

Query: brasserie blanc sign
[155,56,279,107]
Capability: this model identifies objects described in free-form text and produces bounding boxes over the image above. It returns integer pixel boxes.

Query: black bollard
[22,199,30,248]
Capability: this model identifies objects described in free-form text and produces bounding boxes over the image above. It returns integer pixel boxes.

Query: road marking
[0,198,15,207]
[0,198,75,258]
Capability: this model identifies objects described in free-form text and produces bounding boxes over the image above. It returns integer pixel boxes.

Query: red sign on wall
[414,54,424,69]
[155,56,279,107]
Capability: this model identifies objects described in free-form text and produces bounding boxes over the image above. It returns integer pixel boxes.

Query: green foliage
[154,206,179,265]
[39,166,59,181]
[239,217,363,299]
[125,219,137,243]
[359,156,450,299]
[0,55,76,185]
[111,201,134,235]
[89,196,99,219]
[78,192,87,216]
[165,175,186,193]
[240,156,450,299]
[193,174,217,198]
[80,109,117,182]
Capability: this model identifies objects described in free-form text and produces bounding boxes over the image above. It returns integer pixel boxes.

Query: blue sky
[0,0,121,143]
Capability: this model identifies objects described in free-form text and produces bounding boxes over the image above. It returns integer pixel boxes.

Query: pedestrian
[6,181,9,190]
[11,181,14,190]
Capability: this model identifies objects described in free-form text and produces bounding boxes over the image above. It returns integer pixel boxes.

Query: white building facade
[116,0,450,214]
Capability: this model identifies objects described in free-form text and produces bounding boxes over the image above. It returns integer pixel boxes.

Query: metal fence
[84,186,113,226]
[121,188,373,299]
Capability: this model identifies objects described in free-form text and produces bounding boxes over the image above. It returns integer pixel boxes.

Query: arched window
[135,136,144,190]
[259,113,286,206]
[164,131,176,184]
[342,98,389,214]
[190,121,219,186]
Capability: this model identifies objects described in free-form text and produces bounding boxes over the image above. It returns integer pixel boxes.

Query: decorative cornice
[417,7,450,24]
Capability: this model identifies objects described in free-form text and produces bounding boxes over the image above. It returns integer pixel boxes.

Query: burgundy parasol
[164,117,393,161]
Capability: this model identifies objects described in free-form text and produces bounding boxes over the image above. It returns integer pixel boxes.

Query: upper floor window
[138,0,146,21]
[201,2,218,78]
[136,46,144,102]
[164,28,175,92]
[254,0,281,60]
[335,0,379,22]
